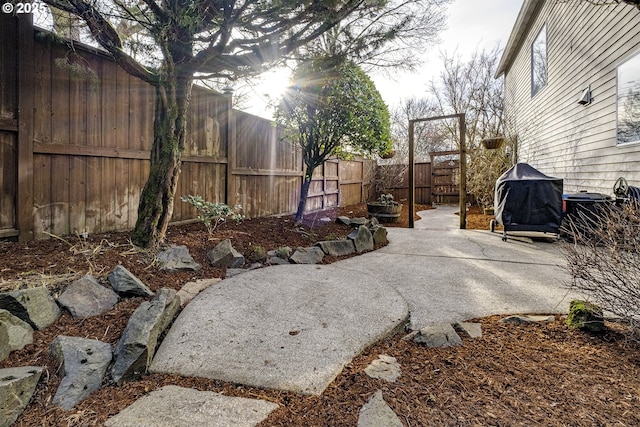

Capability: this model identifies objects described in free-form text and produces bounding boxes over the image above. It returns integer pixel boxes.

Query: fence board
[3,25,395,240]
[0,132,16,231]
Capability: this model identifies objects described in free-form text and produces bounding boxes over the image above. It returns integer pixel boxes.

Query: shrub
[562,201,640,339]
[180,195,243,234]
[249,245,267,263]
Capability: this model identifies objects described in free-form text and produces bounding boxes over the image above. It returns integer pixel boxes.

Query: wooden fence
[377,163,432,205]
[0,15,377,241]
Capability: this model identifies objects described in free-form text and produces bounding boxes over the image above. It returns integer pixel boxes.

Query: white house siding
[500,0,640,195]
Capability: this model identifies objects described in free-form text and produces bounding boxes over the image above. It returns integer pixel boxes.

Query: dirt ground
[1,203,638,426]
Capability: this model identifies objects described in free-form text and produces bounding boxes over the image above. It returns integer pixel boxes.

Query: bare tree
[39,0,382,249]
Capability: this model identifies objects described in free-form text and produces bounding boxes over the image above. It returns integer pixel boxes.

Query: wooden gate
[430,150,460,205]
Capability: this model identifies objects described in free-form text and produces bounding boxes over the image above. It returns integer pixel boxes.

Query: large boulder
[49,336,112,410]
[348,226,374,253]
[0,309,33,353]
[0,366,43,427]
[111,289,180,384]
[57,275,119,318]
[108,266,154,297]
[0,287,60,330]
[157,246,200,271]
[207,239,245,268]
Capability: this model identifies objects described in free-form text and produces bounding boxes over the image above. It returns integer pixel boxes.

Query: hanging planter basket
[481,137,504,150]
[380,150,396,159]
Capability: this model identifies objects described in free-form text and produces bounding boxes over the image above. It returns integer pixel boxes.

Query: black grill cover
[494,163,563,232]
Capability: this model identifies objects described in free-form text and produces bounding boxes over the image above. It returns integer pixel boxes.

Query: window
[531,24,547,97]
[617,51,640,145]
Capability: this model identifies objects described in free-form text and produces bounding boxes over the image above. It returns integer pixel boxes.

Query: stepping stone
[358,390,402,427]
[364,354,401,382]
[413,323,463,347]
[499,315,555,324]
[151,264,408,395]
[104,385,278,427]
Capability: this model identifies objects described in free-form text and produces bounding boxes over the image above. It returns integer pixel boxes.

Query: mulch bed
[1,203,639,426]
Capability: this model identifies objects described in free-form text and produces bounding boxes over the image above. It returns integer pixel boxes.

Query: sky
[245,0,524,118]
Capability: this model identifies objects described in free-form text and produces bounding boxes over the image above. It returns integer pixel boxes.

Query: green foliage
[275,246,292,259]
[566,300,605,333]
[277,57,392,220]
[467,143,513,207]
[180,195,243,234]
[277,57,392,169]
[376,194,399,206]
[249,245,267,263]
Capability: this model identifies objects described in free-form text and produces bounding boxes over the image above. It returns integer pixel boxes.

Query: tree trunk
[131,72,192,249]
[295,171,314,222]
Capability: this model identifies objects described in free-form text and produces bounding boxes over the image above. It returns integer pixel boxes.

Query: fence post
[17,15,35,241]
[224,90,236,210]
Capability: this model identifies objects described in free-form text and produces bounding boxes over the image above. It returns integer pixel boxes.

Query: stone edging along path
[0,215,388,424]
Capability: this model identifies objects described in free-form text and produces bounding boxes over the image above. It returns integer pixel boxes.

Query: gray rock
[0,287,60,330]
[566,300,605,332]
[0,366,43,427]
[454,321,482,338]
[499,315,555,324]
[358,390,402,427]
[350,217,368,226]
[371,226,388,245]
[364,354,401,383]
[108,265,154,297]
[57,275,119,319]
[348,226,374,253]
[319,217,332,223]
[0,326,8,362]
[414,324,463,347]
[368,217,380,228]
[336,216,351,225]
[266,256,290,265]
[226,263,262,278]
[49,336,112,410]
[176,278,221,307]
[267,247,292,258]
[207,239,245,268]
[157,246,200,271]
[111,289,180,384]
[104,385,279,427]
[290,247,325,264]
[0,309,33,352]
[316,240,356,257]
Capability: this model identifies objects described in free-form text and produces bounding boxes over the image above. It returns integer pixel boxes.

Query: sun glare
[257,67,292,102]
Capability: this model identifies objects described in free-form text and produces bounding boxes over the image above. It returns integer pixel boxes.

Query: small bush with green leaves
[181,195,244,234]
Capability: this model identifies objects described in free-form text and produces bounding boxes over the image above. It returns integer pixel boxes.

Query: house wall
[503,0,640,195]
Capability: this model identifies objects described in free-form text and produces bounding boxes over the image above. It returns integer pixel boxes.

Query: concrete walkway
[343,205,573,329]
[150,205,576,396]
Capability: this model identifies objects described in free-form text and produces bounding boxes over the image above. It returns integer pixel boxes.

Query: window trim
[531,23,548,98]
[617,49,640,146]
